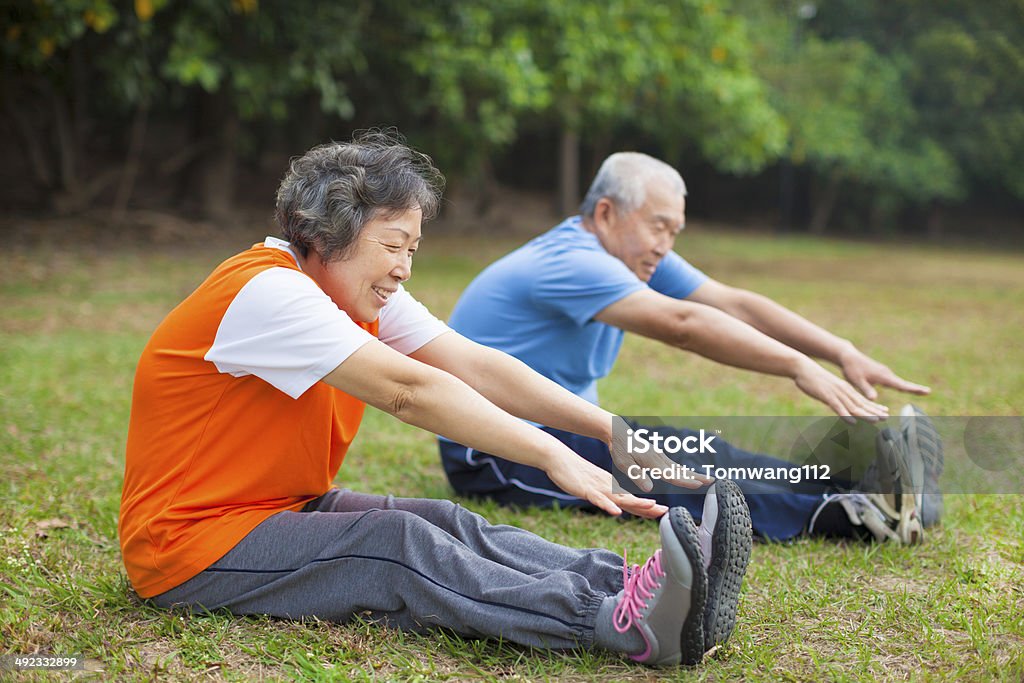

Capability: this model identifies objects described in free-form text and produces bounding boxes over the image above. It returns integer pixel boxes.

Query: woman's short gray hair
[579,152,686,218]
[275,130,445,261]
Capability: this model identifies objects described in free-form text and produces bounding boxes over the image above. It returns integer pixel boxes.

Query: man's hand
[607,416,714,493]
[544,451,671,518]
[793,358,890,423]
[838,346,931,400]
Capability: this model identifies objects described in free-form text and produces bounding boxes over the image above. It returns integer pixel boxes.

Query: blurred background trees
[2,0,1022,238]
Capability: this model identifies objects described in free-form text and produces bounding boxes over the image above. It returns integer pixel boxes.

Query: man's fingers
[856,378,879,400]
[833,404,856,425]
[844,389,889,422]
[834,376,888,416]
[860,393,889,417]
[829,389,885,424]
[885,375,931,395]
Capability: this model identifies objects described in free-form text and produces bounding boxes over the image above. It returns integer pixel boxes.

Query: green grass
[2,225,1023,681]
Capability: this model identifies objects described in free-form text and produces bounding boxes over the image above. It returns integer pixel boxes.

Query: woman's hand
[544,450,670,518]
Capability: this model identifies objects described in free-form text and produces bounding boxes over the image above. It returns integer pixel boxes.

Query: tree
[3,0,127,212]
[517,0,787,213]
[811,0,1024,233]
[3,0,370,218]
[728,0,972,232]
[150,0,369,219]
[345,0,551,214]
[358,1,787,215]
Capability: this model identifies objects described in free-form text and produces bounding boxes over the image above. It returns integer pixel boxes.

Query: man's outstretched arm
[685,279,930,400]
[594,288,890,421]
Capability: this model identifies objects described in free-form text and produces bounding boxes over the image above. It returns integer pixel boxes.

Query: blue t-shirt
[449,216,708,404]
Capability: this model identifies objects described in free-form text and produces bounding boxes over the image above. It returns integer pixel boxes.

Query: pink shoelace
[613,549,666,635]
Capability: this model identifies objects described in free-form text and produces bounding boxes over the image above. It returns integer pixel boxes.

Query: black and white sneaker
[808,489,923,544]
[695,479,753,650]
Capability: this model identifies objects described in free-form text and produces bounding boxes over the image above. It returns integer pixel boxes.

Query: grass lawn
[2,222,1022,681]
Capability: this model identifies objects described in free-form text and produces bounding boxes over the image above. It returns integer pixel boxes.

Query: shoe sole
[876,429,924,545]
[901,404,944,527]
[702,479,752,649]
[668,507,708,666]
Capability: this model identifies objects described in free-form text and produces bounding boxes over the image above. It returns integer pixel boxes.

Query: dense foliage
[3,0,1022,232]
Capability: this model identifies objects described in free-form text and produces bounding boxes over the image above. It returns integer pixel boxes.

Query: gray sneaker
[696,480,752,650]
[900,404,944,527]
[612,507,707,666]
[873,427,925,543]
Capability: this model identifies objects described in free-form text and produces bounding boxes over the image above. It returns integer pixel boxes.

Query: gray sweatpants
[153,489,626,650]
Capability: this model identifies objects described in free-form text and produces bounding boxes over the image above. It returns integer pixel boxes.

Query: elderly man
[440,152,943,544]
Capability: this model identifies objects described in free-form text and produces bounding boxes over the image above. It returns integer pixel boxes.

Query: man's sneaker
[859,405,943,528]
[901,404,944,527]
[875,426,925,541]
[613,507,707,666]
[808,489,923,544]
[695,480,752,650]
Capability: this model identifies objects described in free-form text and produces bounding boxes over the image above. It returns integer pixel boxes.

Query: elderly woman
[118,132,751,667]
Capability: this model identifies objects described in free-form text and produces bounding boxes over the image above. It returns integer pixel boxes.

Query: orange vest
[119,245,377,597]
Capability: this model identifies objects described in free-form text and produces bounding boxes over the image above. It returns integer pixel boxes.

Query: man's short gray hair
[275,130,445,261]
[579,152,687,218]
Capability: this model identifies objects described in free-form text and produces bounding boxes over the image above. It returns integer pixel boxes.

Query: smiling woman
[274,134,442,263]
[300,209,422,323]
[117,130,751,669]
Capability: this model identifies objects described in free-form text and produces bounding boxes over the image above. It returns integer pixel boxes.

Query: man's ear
[593,197,617,231]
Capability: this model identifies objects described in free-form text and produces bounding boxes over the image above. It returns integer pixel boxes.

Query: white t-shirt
[205,236,449,398]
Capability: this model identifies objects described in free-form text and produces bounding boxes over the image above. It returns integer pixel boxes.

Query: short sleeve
[532,249,646,326]
[205,267,375,399]
[377,284,450,354]
[648,251,708,299]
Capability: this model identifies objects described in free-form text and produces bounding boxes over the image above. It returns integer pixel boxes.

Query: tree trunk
[49,82,80,200]
[3,78,54,189]
[559,127,580,216]
[588,131,612,187]
[181,90,239,221]
[473,155,499,217]
[111,100,150,224]
[70,40,89,156]
[778,159,795,232]
[809,168,842,235]
[926,202,945,240]
[868,195,893,234]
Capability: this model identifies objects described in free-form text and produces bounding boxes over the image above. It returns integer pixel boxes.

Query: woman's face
[305,207,422,322]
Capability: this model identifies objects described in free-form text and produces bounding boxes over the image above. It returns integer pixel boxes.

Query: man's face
[599,180,686,282]
[306,207,422,322]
